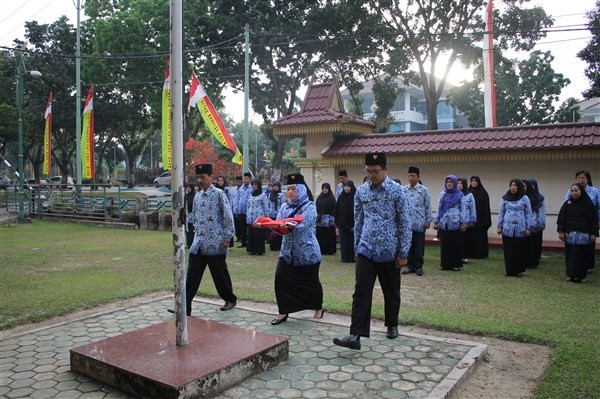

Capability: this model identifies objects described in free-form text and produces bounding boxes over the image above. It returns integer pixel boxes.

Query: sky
[1,0,597,123]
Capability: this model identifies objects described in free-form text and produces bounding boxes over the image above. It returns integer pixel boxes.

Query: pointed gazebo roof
[272,81,374,137]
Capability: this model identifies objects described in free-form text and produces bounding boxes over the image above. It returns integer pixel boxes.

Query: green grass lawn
[0,220,598,398]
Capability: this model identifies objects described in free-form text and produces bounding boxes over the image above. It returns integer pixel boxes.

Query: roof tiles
[323,123,600,156]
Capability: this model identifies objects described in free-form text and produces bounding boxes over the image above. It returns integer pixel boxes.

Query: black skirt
[468,227,489,259]
[439,229,464,269]
[316,226,337,255]
[565,244,589,280]
[274,258,323,314]
[502,236,527,276]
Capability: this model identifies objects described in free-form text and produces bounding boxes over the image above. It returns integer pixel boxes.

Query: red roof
[272,82,374,128]
[322,123,600,156]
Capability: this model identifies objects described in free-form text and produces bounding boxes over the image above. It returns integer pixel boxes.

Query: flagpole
[75,0,82,212]
[243,24,250,173]
[170,0,188,346]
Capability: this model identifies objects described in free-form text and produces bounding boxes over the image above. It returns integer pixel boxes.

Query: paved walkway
[0,296,486,399]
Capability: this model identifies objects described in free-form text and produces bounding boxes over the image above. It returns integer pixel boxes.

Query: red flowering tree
[184,138,242,185]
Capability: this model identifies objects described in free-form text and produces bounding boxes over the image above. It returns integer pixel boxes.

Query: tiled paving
[0,296,486,399]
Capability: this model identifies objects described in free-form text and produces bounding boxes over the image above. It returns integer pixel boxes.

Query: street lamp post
[16,50,42,221]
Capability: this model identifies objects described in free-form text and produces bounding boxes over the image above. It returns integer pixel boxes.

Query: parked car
[153,171,171,188]
[49,175,74,188]
[0,175,10,190]
[28,178,48,187]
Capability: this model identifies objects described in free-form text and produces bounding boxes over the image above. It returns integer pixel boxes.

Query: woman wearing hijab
[525,178,546,268]
[458,177,476,264]
[497,178,533,277]
[315,182,337,255]
[468,176,492,259]
[246,178,269,255]
[268,182,285,251]
[270,174,324,325]
[335,180,356,263]
[433,175,467,271]
[564,170,600,273]
[184,183,196,248]
[558,183,598,283]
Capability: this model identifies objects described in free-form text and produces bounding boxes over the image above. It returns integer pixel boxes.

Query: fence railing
[1,184,173,222]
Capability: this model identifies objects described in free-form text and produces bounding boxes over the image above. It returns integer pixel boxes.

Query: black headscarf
[269,182,281,203]
[526,178,544,211]
[215,175,228,190]
[251,179,263,197]
[316,182,336,216]
[335,180,356,229]
[502,178,525,202]
[184,183,196,212]
[557,183,599,235]
[469,176,491,228]
[458,177,469,195]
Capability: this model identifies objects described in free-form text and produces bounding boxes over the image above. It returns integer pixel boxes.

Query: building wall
[325,159,600,242]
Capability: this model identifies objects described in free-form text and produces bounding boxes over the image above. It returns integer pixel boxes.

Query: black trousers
[185,253,236,316]
[350,254,401,337]
[235,214,247,245]
[407,231,425,272]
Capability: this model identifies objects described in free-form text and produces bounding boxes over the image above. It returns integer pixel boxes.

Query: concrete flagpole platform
[70,317,289,399]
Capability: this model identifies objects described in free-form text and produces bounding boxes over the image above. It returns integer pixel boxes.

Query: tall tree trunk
[270,137,287,182]
[126,156,135,188]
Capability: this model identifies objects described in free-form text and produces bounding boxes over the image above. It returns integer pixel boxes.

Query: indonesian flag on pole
[43,92,52,175]
[81,86,95,179]
[187,72,243,165]
[161,60,172,170]
[483,0,497,127]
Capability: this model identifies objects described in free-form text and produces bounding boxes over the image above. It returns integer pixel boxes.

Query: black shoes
[333,335,361,350]
[387,326,399,339]
[416,268,423,276]
[271,314,288,325]
[220,301,236,311]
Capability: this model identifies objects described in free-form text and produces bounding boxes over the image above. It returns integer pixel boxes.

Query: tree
[447,51,570,126]
[184,139,241,185]
[578,1,600,99]
[206,0,397,181]
[366,0,553,129]
[553,98,581,124]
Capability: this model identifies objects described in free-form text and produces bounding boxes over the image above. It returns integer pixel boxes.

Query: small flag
[162,60,172,170]
[43,92,52,175]
[81,87,95,179]
[188,72,243,165]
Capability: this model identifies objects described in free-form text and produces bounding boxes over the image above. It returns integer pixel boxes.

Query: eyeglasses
[363,168,383,175]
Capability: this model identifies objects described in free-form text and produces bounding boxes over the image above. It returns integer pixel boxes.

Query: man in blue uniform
[402,166,432,276]
[333,152,412,350]
[233,172,252,247]
[186,163,237,314]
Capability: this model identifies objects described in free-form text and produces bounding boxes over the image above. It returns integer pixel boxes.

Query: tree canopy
[447,50,571,126]
[578,1,600,98]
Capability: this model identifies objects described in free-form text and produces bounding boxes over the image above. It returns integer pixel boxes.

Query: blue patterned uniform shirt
[461,193,477,224]
[434,192,467,231]
[497,196,533,238]
[268,193,285,219]
[404,183,432,232]
[232,184,252,215]
[531,201,546,230]
[277,201,322,266]
[246,193,270,224]
[190,186,235,256]
[354,177,412,262]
